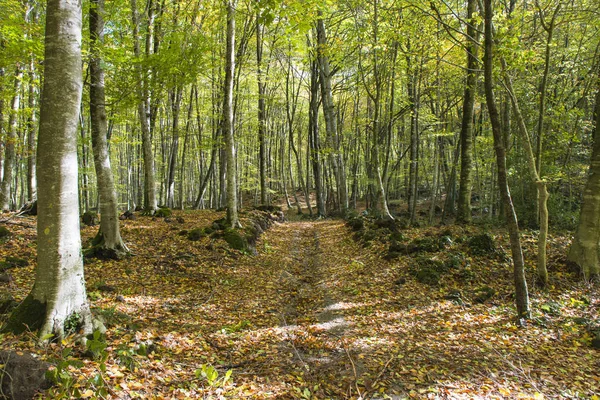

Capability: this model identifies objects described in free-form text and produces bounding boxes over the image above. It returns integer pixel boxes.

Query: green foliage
[194,364,233,388]
[223,228,248,251]
[468,233,496,256]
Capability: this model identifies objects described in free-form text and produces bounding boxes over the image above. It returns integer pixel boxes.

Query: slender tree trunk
[166,86,182,208]
[89,0,128,258]
[0,67,4,184]
[179,88,194,209]
[4,0,99,338]
[456,0,478,224]
[27,60,37,202]
[316,18,348,214]
[224,1,240,227]
[256,20,268,206]
[484,0,530,319]
[0,67,23,211]
[131,0,158,213]
[309,60,325,217]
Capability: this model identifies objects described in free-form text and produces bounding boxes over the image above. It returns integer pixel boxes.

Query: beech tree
[4,0,99,338]
[88,0,129,258]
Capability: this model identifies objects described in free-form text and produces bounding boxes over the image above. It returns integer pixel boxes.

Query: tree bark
[257,20,268,206]
[316,17,348,214]
[568,65,600,279]
[131,0,158,213]
[484,0,530,319]
[456,0,478,224]
[4,0,99,339]
[224,1,240,228]
[89,0,128,258]
[27,59,37,202]
[0,67,23,211]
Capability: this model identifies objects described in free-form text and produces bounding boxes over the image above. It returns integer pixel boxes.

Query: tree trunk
[131,0,158,213]
[224,1,240,228]
[89,0,128,259]
[166,86,182,208]
[568,66,600,279]
[257,20,268,206]
[309,60,325,217]
[0,67,23,211]
[484,0,530,319]
[456,0,478,224]
[27,60,37,202]
[316,18,348,214]
[4,0,100,339]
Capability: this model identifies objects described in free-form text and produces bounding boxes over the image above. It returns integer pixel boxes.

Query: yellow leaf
[499,388,511,396]
[80,389,94,398]
[534,393,545,400]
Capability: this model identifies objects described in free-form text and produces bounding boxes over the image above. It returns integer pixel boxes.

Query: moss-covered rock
[2,294,46,334]
[468,233,495,256]
[0,226,10,240]
[82,211,99,226]
[0,293,17,314]
[410,257,446,286]
[473,286,496,304]
[155,208,172,218]
[223,228,248,251]
[347,217,364,232]
[187,228,206,241]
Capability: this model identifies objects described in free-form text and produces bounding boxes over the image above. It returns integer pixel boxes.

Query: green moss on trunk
[2,294,46,334]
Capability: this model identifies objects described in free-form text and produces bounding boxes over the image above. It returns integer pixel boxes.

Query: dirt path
[224,220,367,399]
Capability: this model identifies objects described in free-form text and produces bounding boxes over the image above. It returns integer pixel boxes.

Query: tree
[4,0,99,338]
[483,0,530,319]
[0,67,22,211]
[224,0,240,228]
[568,65,600,279]
[456,0,478,224]
[89,0,129,259]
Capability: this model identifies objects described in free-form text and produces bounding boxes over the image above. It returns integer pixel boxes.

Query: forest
[0,0,599,398]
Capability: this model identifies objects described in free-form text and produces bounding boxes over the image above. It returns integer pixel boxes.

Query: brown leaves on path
[0,211,599,399]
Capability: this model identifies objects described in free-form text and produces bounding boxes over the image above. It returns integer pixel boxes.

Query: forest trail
[2,212,598,399]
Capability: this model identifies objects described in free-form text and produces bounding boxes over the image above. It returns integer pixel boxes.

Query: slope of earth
[0,211,598,399]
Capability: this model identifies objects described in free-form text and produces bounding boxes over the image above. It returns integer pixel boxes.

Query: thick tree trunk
[456,0,478,224]
[89,0,128,259]
[0,68,22,211]
[484,0,530,319]
[4,0,99,339]
[224,1,240,228]
[568,67,600,279]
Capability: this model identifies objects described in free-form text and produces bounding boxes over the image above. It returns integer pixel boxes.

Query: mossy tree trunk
[568,66,600,280]
[4,0,97,339]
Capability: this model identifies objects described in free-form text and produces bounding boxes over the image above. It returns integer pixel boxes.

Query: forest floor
[0,209,599,399]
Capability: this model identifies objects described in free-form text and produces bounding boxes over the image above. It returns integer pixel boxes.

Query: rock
[97,284,116,293]
[223,228,248,251]
[592,335,600,349]
[347,217,364,231]
[82,211,99,226]
[468,233,496,256]
[176,217,185,223]
[0,293,17,314]
[473,286,496,304]
[0,226,10,240]
[187,228,206,241]
[155,208,172,218]
[0,273,13,284]
[394,277,406,286]
[119,210,136,220]
[0,350,53,400]
[116,295,126,302]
